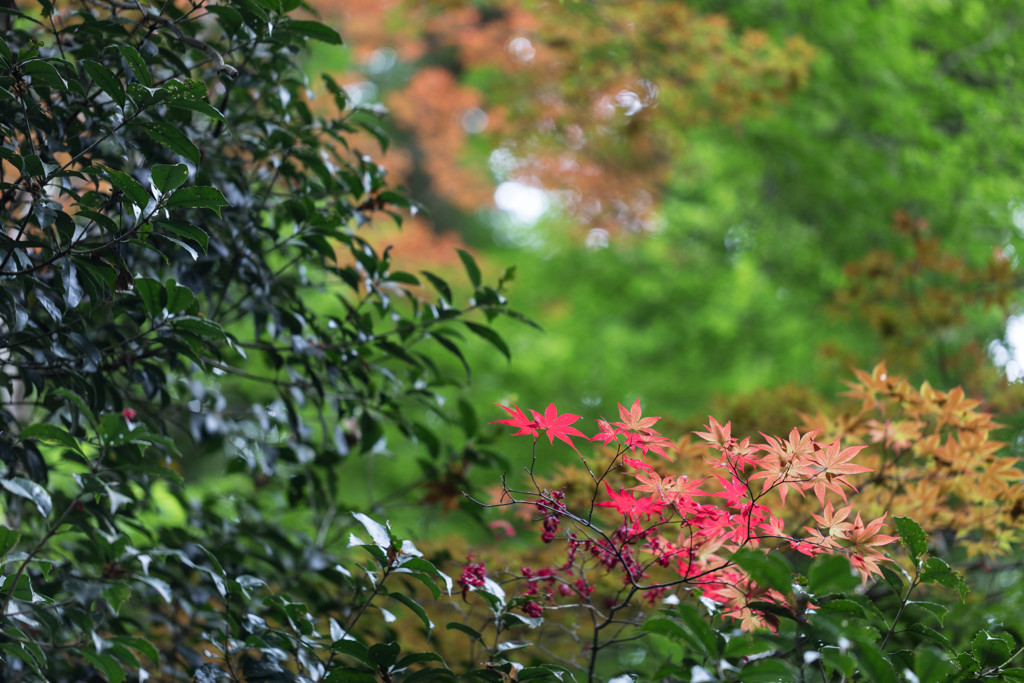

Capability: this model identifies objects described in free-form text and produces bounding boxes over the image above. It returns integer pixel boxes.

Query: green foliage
[625,520,1017,682]
[0,1,525,679]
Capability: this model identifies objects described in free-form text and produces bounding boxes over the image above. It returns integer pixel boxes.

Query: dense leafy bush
[0,1,527,679]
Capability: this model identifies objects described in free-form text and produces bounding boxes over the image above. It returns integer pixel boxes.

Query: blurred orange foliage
[308,0,816,236]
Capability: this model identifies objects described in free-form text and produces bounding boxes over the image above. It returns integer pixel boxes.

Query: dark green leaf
[738,658,798,682]
[429,332,470,378]
[641,616,698,652]
[323,669,376,683]
[171,316,226,341]
[879,564,905,595]
[463,321,511,361]
[20,423,82,453]
[456,248,481,287]
[907,622,951,650]
[164,186,230,217]
[24,59,66,90]
[674,603,723,657]
[81,650,125,683]
[82,60,125,108]
[388,591,433,631]
[446,622,484,643]
[156,219,209,253]
[141,122,200,165]
[368,642,400,670]
[0,147,21,171]
[0,527,19,558]
[421,271,452,303]
[914,649,957,683]
[117,45,151,86]
[722,634,779,659]
[330,639,371,665]
[134,277,164,317]
[165,281,195,314]
[395,652,445,669]
[386,271,420,285]
[151,164,189,193]
[906,600,947,627]
[893,516,928,559]
[853,643,898,683]
[283,19,342,44]
[403,669,456,683]
[0,477,51,516]
[104,167,150,208]
[159,233,199,260]
[920,557,968,601]
[971,630,1012,668]
[165,97,225,121]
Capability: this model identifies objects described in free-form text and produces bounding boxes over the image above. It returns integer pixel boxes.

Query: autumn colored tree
[318,0,815,236]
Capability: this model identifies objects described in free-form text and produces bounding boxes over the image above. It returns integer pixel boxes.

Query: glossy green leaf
[151,164,189,193]
[141,122,200,165]
[971,630,1012,668]
[164,281,195,314]
[117,45,151,86]
[82,60,125,108]
[163,186,229,216]
[331,639,371,664]
[919,557,968,601]
[103,167,150,208]
[283,19,342,44]
[0,477,51,517]
[170,316,226,340]
[20,423,81,452]
[395,652,445,669]
[24,59,66,90]
[893,516,928,559]
[156,219,209,253]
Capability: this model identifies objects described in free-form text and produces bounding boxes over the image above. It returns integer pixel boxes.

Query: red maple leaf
[710,474,749,508]
[531,403,587,452]
[491,403,540,437]
[597,483,665,520]
[590,418,623,446]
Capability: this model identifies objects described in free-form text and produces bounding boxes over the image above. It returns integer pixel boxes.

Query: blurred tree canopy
[327,0,1024,440]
